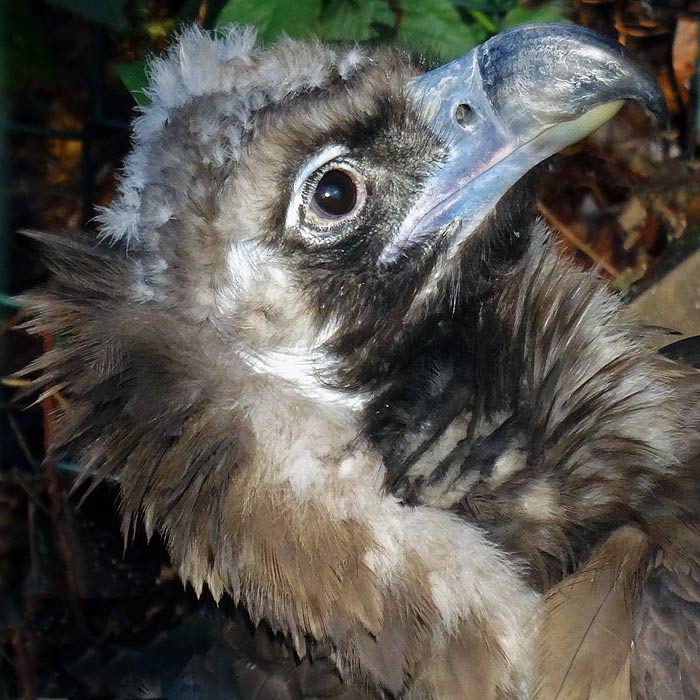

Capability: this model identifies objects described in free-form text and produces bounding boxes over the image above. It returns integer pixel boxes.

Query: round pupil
[313,170,357,217]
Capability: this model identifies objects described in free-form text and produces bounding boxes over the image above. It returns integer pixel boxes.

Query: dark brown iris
[313,169,357,217]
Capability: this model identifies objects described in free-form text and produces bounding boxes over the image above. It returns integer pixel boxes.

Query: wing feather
[538,526,649,700]
[631,525,700,700]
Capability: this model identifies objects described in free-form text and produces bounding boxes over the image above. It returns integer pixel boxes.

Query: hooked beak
[380,22,666,264]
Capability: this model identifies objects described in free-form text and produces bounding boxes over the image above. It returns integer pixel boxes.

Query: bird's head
[22,22,664,549]
[92,23,662,411]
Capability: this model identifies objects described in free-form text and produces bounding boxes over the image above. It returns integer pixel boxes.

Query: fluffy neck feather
[377,222,700,589]
[20,230,540,698]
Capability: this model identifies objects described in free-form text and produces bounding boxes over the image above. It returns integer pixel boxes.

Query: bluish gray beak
[381,22,666,264]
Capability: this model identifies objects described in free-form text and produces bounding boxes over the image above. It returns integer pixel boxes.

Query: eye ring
[306,165,366,229]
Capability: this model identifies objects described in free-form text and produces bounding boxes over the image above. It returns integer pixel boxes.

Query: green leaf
[468,9,497,34]
[216,0,322,43]
[314,0,394,42]
[452,0,514,12]
[114,61,150,106]
[46,0,129,31]
[396,0,480,60]
[144,18,176,41]
[501,4,569,29]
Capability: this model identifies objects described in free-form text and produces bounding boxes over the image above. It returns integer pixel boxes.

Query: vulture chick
[19,21,699,700]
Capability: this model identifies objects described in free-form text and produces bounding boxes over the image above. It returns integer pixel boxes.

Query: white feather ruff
[96,25,367,245]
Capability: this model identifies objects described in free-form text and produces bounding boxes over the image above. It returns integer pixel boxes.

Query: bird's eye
[313,170,357,216]
[285,148,366,234]
[307,166,366,227]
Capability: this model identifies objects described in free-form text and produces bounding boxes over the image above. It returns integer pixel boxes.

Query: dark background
[2,1,700,696]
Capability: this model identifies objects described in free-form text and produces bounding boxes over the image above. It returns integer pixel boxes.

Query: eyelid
[286,144,349,229]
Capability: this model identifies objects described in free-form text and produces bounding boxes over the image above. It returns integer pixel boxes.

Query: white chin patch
[239,346,368,411]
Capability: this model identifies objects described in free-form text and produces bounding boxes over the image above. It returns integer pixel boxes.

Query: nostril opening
[454,103,474,129]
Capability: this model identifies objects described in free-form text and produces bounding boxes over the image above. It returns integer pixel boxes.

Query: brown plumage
[385,224,700,699]
[16,22,700,700]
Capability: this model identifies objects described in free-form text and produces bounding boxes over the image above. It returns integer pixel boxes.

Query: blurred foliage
[139,0,568,103]
[47,0,130,31]
[3,0,568,99]
[2,0,54,89]
[215,0,569,48]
